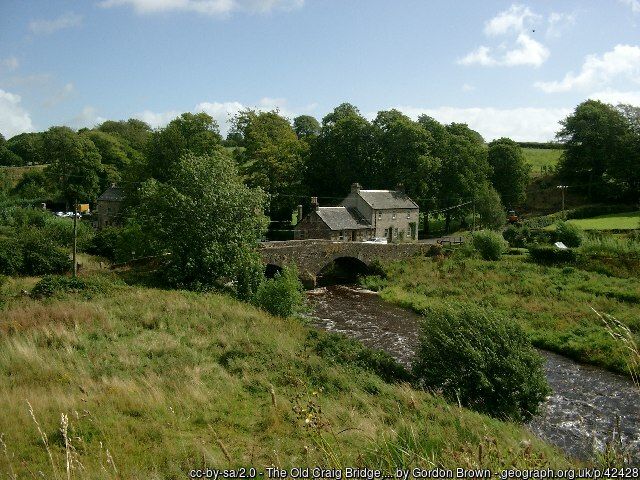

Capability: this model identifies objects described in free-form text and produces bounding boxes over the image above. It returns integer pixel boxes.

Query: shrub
[19,228,72,275]
[555,221,583,247]
[31,274,123,299]
[412,304,550,422]
[253,265,305,317]
[528,245,576,265]
[472,230,508,260]
[0,238,24,275]
[87,226,121,259]
[306,330,411,383]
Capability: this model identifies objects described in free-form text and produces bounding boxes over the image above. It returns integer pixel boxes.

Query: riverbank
[366,254,640,376]
[306,285,640,463]
[0,278,574,476]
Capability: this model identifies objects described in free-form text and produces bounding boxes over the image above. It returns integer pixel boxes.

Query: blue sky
[1,0,639,141]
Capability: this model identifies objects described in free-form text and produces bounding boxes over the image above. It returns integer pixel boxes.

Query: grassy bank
[372,255,640,375]
[522,149,562,176]
[566,211,640,231]
[0,278,572,477]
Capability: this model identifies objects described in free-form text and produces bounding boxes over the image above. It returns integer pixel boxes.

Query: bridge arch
[316,256,372,286]
[264,263,283,278]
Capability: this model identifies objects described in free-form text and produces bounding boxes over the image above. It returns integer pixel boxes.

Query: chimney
[297,204,303,223]
[351,182,362,193]
[395,182,405,193]
[311,196,319,211]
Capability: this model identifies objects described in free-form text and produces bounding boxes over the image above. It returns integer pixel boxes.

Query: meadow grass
[0,280,574,477]
[373,255,640,375]
[566,211,640,230]
[522,149,562,176]
[0,165,46,188]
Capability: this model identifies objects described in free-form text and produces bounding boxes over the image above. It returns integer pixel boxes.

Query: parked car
[363,237,388,244]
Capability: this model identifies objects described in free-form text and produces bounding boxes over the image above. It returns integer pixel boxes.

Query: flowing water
[305,285,640,463]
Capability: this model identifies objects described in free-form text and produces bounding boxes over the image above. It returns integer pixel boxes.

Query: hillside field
[567,211,640,230]
[0,277,572,477]
[522,148,563,176]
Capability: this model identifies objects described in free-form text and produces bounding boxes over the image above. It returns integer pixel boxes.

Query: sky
[1,0,640,141]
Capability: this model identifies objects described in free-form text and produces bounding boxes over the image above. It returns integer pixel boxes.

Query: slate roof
[355,190,418,210]
[97,186,126,202]
[316,207,371,231]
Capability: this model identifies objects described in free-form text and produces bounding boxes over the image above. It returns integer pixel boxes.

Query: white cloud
[29,12,83,35]
[44,83,75,108]
[1,57,19,71]
[588,89,640,106]
[620,0,640,14]
[135,97,316,134]
[458,34,549,67]
[0,89,34,138]
[396,105,571,142]
[484,4,540,36]
[70,106,106,129]
[98,0,304,16]
[546,12,576,38]
[535,44,640,93]
[461,84,475,92]
[460,4,554,68]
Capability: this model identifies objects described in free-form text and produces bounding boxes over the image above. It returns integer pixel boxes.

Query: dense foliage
[413,304,550,422]
[253,265,305,317]
[555,221,584,247]
[134,151,268,296]
[472,230,508,260]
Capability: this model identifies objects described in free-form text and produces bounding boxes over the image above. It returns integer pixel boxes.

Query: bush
[0,238,24,275]
[528,245,576,264]
[253,265,305,317]
[306,330,411,383]
[87,226,121,259]
[412,304,550,422]
[31,274,123,299]
[555,220,583,247]
[503,224,553,248]
[472,230,507,260]
[20,229,72,275]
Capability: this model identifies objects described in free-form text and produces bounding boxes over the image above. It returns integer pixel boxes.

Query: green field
[522,148,563,175]
[567,211,640,230]
[366,254,640,376]
[0,165,46,188]
[0,276,572,476]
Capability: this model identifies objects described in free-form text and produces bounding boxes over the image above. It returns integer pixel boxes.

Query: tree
[557,100,627,199]
[11,169,51,199]
[306,103,378,199]
[487,138,530,207]
[475,183,505,230]
[0,133,24,166]
[293,115,321,140]
[6,132,45,165]
[233,110,308,220]
[145,112,223,182]
[372,109,439,207]
[437,131,491,232]
[43,126,102,206]
[97,118,151,152]
[135,151,268,297]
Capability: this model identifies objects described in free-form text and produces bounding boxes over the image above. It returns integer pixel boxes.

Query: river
[305,285,640,464]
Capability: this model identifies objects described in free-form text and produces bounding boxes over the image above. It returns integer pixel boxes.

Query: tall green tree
[306,103,377,199]
[293,115,321,140]
[97,118,151,152]
[43,126,103,206]
[557,100,627,199]
[0,133,24,166]
[5,132,45,166]
[135,151,268,297]
[145,112,223,182]
[372,109,439,205]
[233,110,307,220]
[487,138,530,207]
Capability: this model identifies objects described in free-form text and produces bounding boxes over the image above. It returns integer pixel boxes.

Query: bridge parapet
[260,240,435,287]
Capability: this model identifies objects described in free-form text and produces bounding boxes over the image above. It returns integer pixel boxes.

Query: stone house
[294,184,419,242]
[97,185,125,229]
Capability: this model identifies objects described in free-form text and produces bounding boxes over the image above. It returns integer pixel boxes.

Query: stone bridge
[259,239,440,287]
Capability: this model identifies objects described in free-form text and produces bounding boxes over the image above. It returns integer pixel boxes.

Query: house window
[407,212,411,219]
[392,212,396,220]
[378,211,382,219]
[339,230,345,240]
[394,227,398,237]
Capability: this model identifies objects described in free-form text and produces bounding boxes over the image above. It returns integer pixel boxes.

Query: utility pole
[72,199,78,277]
[557,185,568,217]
